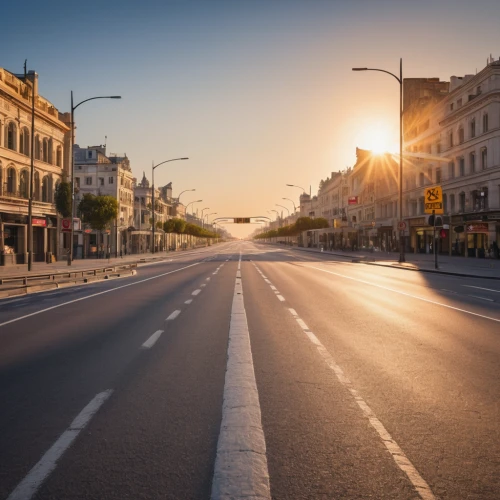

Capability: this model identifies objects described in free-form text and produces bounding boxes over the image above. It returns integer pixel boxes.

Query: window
[470,152,476,173]
[472,189,488,211]
[443,193,448,213]
[35,136,41,160]
[459,157,465,176]
[42,138,48,162]
[75,177,80,188]
[88,151,92,159]
[448,161,455,179]
[457,98,463,108]
[481,148,487,170]
[418,197,424,214]
[458,127,464,144]
[470,119,476,138]
[34,171,40,201]
[449,131,453,147]
[20,171,29,199]
[56,147,62,167]
[459,192,466,212]
[450,194,455,213]
[7,167,16,194]
[99,177,104,186]
[476,85,482,95]
[108,177,114,184]
[20,128,29,156]
[42,177,49,202]
[419,172,425,186]
[450,103,454,111]
[7,122,16,151]
[483,113,488,133]
[436,142,441,154]
[428,166,432,183]
[85,177,92,185]
[436,168,442,183]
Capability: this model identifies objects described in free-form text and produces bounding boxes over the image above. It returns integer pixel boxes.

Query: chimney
[26,70,38,96]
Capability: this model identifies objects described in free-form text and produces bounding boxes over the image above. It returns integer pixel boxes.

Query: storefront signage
[409,218,426,226]
[466,223,488,233]
[348,196,358,205]
[61,218,71,232]
[31,218,47,227]
[424,186,443,214]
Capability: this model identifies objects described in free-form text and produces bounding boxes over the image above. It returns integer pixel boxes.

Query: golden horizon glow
[357,122,398,155]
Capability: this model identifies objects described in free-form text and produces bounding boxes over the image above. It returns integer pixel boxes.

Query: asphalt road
[0,241,498,499]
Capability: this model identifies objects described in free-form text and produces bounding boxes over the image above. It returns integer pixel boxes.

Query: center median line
[0,262,201,329]
[211,252,271,500]
[301,263,500,323]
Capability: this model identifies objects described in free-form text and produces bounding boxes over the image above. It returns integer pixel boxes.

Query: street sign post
[398,221,407,231]
[424,186,443,214]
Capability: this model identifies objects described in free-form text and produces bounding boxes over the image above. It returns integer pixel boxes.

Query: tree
[54,181,72,218]
[164,218,186,234]
[78,194,118,231]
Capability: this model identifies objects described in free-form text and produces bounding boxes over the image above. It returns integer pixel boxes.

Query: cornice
[439,90,500,127]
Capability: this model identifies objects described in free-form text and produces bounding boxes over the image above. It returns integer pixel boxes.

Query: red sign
[466,223,488,233]
[348,196,358,205]
[440,229,447,239]
[61,218,71,232]
[32,218,46,227]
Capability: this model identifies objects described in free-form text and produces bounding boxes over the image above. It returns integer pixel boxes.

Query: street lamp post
[276,203,290,217]
[177,188,195,204]
[352,58,405,263]
[69,92,121,265]
[151,157,188,253]
[185,199,202,215]
[286,183,312,216]
[282,197,296,213]
[200,207,210,228]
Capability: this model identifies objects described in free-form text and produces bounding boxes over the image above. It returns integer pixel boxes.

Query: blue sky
[4,0,499,236]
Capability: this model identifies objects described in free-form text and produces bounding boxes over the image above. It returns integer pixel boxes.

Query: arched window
[34,171,40,201]
[470,119,476,138]
[56,146,62,167]
[19,128,30,156]
[48,139,53,164]
[20,170,29,199]
[7,167,17,194]
[483,113,489,133]
[48,175,53,202]
[42,138,49,162]
[7,122,16,151]
[35,136,41,160]
[42,176,49,202]
[0,163,3,196]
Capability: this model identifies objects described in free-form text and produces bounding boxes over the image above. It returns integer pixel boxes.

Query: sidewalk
[284,244,500,280]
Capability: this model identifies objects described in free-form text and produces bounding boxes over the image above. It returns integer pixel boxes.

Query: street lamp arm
[153,157,189,170]
[73,95,122,111]
[352,67,401,84]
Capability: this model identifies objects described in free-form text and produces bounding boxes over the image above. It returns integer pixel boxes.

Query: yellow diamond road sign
[424,186,443,214]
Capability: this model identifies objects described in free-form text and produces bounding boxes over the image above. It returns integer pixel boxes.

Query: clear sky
[4,0,499,237]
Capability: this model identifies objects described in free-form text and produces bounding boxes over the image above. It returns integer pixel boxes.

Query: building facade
[73,145,134,257]
[0,68,70,265]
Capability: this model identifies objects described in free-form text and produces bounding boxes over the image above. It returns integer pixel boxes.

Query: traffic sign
[424,186,443,214]
[398,221,407,231]
[61,218,71,232]
[234,218,251,224]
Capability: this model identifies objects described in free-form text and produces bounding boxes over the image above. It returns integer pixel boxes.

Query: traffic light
[427,215,443,226]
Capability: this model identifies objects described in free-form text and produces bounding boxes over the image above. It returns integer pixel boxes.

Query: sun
[358,122,398,155]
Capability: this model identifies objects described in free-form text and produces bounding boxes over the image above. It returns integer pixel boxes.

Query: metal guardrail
[0,262,138,287]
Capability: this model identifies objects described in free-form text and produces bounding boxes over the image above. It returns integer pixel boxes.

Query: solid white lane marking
[276,295,285,302]
[184,299,193,304]
[467,295,494,302]
[7,390,112,500]
[166,310,181,320]
[192,289,201,296]
[142,330,163,348]
[211,254,270,500]
[285,307,435,500]
[0,262,201,329]
[462,285,500,293]
[307,265,500,323]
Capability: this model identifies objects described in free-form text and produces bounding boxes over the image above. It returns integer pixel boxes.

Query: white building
[0,68,70,265]
[73,145,134,257]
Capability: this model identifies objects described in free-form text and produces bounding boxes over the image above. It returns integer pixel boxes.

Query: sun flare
[358,123,398,155]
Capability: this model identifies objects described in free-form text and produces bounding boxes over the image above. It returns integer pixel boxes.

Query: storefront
[451,213,500,258]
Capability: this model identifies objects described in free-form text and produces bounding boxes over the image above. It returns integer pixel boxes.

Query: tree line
[254,217,329,240]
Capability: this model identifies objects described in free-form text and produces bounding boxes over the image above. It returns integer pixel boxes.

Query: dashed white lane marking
[269,285,277,291]
[192,289,201,296]
[0,262,201,329]
[276,294,285,302]
[206,277,211,281]
[462,284,500,293]
[467,295,494,302]
[285,307,435,500]
[306,265,500,324]
[185,299,193,304]
[142,330,163,348]
[211,253,270,500]
[7,390,113,500]
[166,310,181,320]
[201,284,206,288]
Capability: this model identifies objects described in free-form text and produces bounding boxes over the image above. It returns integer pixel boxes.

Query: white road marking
[142,330,163,348]
[206,277,211,281]
[462,284,500,293]
[467,295,494,302]
[0,262,201,329]
[285,307,436,500]
[270,285,277,291]
[192,289,201,296]
[276,294,285,302]
[200,284,206,288]
[166,310,181,320]
[307,265,500,323]
[7,390,112,500]
[184,299,193,304]
[211,254,270,500]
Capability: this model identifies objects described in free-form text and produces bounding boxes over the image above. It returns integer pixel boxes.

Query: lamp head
[352,68,368,71]
[110,96,122,99]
